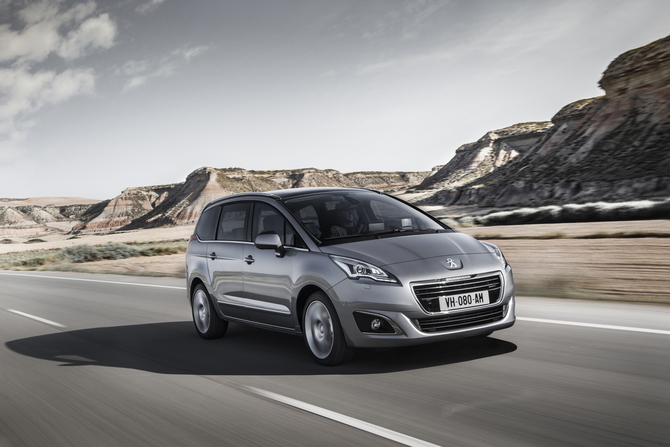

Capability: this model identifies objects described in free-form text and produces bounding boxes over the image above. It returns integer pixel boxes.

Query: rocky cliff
[71,167,429,233]
[416,121,554,192]
[413,34,670,208]
[0,201,94,237]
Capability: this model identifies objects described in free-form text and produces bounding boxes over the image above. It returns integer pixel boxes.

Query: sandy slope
[0,197,101,206]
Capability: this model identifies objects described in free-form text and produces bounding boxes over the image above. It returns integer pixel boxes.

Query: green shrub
[1,240,188,269]
[17,257,51,267]
[59,243,140,263]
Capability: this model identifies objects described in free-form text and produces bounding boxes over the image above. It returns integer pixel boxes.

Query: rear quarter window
[195,206,220,240]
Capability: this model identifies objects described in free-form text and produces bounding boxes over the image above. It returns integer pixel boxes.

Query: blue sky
[1,0,669,199]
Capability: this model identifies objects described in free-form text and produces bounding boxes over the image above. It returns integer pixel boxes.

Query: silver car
[186,187,515,365]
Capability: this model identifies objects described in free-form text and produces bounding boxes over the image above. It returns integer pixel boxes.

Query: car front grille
[414,304,506,333]
[412,274,502,313]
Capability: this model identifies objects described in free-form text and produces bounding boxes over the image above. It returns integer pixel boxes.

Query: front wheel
[192,284,228,339]
[303,292,354,366]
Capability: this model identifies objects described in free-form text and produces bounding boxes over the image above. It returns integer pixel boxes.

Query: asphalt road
[1,271,669,447]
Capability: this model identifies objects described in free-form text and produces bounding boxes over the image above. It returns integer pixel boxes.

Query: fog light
[353,311,397,334]
[371,319,381,330]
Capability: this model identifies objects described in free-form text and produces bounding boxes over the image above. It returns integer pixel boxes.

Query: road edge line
[517,317,670,335]
[0,272,185,290]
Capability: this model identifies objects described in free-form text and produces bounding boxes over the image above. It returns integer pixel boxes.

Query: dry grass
[0,225,195,255]
[471,238,670,304]
[459,221,670,304]
[0,240,187,271]
[53,253,186,277]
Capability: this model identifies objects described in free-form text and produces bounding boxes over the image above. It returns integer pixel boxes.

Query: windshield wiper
[372,228,443,238]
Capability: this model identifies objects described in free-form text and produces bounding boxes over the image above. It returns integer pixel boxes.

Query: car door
[243,201,305,329]
[206,201,250,320]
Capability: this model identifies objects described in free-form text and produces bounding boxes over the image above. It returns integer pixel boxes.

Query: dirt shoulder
[0,225,195,255]
[57,253,187,277]
[457,220,670,304]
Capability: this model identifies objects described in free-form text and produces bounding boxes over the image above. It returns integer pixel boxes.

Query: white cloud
[0,1,116,64]
[58,13,117,60]
[180,45,208,60]
[356,1,591,76]
[122,45,209,91]
[120,59,149,76]
[0,1,116,154]
[0,66,95,140]
[361,0,450,41]
[136,0,166,14]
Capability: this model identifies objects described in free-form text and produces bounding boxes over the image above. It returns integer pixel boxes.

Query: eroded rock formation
[71,167,429,233]
[416,122,554,192]
[0,201,94,237]
[413,34,670,208]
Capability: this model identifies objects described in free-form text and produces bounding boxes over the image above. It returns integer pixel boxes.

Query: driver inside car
[329,202,365,237]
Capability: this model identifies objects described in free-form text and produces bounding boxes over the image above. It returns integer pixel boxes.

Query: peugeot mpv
[186,187,515,365]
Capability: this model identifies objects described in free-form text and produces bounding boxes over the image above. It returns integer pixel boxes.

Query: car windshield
[283,191,448,244]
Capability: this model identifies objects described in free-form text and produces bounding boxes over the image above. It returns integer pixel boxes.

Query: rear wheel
[192,284,227,339]
[303,292,354,365]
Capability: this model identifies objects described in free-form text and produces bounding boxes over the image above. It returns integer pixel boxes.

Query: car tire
[303,292,354,366]
[192,284,228,339]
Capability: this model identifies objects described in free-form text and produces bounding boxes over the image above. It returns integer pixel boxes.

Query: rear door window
[217,202,249,241]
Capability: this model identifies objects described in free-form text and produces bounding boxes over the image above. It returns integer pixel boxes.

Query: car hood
[319,232,489,267]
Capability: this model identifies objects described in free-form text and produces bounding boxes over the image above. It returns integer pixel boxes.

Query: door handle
[244,255,255,265]
[209,252,216,260]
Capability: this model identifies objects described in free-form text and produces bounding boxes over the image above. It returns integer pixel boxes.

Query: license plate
[439,290,490,311]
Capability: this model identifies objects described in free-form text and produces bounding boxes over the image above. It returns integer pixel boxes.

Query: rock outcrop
[413,34,670,208]
[72,167,429,233]
[416,121,554,192]
[0,201,94,237]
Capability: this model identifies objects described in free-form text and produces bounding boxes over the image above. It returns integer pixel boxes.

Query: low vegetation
[471,231,670,240]
[456,198,670,226]
[0,240,187,270]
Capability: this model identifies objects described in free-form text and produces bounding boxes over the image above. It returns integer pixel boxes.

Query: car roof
[205,187,381,208]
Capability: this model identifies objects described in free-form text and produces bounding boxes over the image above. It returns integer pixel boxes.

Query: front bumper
[328,264,516,348]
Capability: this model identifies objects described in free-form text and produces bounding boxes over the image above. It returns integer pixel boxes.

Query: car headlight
[480,241,508,267]
[329,255,398,283]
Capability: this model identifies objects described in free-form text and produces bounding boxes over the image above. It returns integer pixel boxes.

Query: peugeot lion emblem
[445,258,462,270]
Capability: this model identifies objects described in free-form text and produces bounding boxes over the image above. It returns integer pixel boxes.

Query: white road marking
[247,387,441,447]
[7,309,66,328]
[0,272,185,290]
[517,317,670,335]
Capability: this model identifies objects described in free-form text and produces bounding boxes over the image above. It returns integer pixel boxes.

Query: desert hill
[70,167,429,234]
[0,198,99,238]
[411,34,670,208]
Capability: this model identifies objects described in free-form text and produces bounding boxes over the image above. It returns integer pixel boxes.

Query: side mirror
[254,232,285,258]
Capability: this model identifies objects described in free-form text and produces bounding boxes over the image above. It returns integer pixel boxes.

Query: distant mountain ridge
[411,34,670,207]
[0,202,92,237]
[70,167,429,233]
